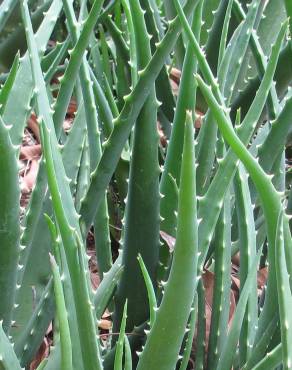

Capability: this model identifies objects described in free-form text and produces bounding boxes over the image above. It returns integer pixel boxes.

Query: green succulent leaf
[137,113,198,370]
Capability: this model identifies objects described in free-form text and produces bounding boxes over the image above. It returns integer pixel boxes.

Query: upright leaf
[0,116,20,332]
[137,113,198,370]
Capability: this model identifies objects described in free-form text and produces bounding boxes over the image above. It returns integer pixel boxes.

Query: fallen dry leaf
[160,231,176,252]
[67,99,77,115]
[232,252,240,267]
[20,160,39,194]
[231,275,240,302]
[20,144,41,161]
[98,319,112,331]
[169,67,181,86]
[257,267,268,289]
[29,338,50,370]
[27,113,40,143]
[157,122,167,147]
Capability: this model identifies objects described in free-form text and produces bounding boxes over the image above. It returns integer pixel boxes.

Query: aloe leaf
[234,163,257,365]
[94,255,123,319]
[231,42,292,121]
[196,67,287,250]
[62,106,87,195]
[137,113,198,370]
[89,68,114,138]
[63,0,112,278]
[61,1,113,277]
[232,0,290,118]
[94,193,112,279]
[232,0,279,119]
[104,322,147,369]
[196,20,239,194]
[159,0,202,245]
[40,120,102,369]
[271,150,286,195]
[41,40,68,72]
[47,212,87,370]
[197,16,287,270]
[173,0,224,105]
[179,299,197,370]
[162,0,185,68]
[61,0,101,170]
[102,15,129,70]
[124,335,132,370]
[120,0,137,86]
[101,70,120,118]
[44,38,70,84]
[13,103,86,347]
[52,0,106,134]
[80,0,198,233]
[217,0,234,69]
[284,0,292,34]
[203,0,230,75]
[197,0,233,114]
[114,300,128,370]
[137,254,157,328]
[20,2,102,368]
[3,0,62,147]
[252,344,282,370]
[206,196,231,369]
[275,211,292,369]
[113,0,160,334]
[202,11,287,176]
[45,215,84,370]
[49,254,72,370]
[149,0,165,39]
[14,279,55,367]
[216,250,262,370]
[36,358,48,370]
[243,314,279,370]
[200,0,220,46]
[75,137,90,212]
[0,116,20,332]
[256,0,287,60]
[45,214,81,365]
[230,2,266,103]
[42,343,61,370]
[196,37,290,335]
[221,0,260,101]
[258,96,292,173]
[113,3,130,110]
[89,35,104,88]
[186,0,259,196]
[0,52,19,115]
[174,0,259,200]
[0,322,22,370]
[0,0,18,34]
[0,0,52,70]
[194,279,206,370]
[234,0,286,98]
[18,102,86,268]
[140,0,175,127]
[99,23,113,88]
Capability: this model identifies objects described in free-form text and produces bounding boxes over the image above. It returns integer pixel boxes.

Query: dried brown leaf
[21,160,39,193]
[27,113,40,143]
[20,144,41,161]
[160,231,176,252]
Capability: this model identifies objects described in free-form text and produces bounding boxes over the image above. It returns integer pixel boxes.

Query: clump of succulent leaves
[0,0,292,369]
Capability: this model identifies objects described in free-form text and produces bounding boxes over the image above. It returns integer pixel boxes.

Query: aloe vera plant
[0,0,291,369]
